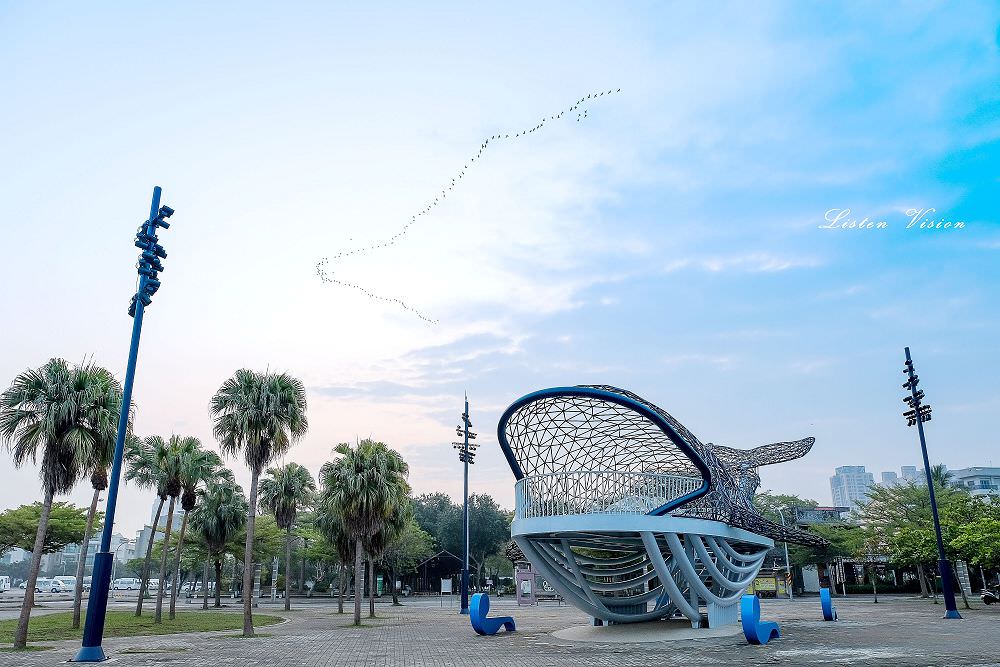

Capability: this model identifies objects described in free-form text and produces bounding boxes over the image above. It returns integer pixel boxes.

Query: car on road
[112,577,141,590]
[34,578,64,593]
[55,575,77,590]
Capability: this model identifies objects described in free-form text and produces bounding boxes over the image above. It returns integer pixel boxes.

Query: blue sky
[1,2,998,536]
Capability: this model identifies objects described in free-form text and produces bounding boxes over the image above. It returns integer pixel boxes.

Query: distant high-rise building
[880,471,899,486]
[900,466,921,482]
[950,467,1000,497]
[830,465,875,510]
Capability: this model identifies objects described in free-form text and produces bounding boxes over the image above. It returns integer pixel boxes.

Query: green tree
[753,491,818,524]
[412,492,462,554]
[124,435,169,616]
[467,494,511,587]
[189,479,248,608]
[259,462,316,611]
[151,435,190,624]
[321,439,410,626]
[381,516,434,605]
[211,368,308,637]
[168,442,227,619]
[0,502,90,555]
[0,358,123,649]
[314,494,355,613]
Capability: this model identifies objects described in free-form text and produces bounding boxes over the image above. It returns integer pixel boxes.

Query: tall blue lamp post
[74,187,174,662]
[453,394,479,614]
[902,347,961,620]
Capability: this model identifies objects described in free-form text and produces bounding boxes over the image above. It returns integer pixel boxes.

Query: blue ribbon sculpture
[741,595,780,645]
[820,587,838,621]
[470,593,516,635]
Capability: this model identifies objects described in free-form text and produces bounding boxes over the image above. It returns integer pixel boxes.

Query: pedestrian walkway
[6,596,1000,666]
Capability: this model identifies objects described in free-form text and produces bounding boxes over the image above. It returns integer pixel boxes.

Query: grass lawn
[0,611,283,644]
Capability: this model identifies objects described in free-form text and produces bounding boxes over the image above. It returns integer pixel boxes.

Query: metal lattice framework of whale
[498,385,827,628]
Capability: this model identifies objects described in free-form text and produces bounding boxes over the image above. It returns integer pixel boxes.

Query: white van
[34,578,63,593]
[0,576,11,592]
[55,575,77,590]
[112,577,140,590]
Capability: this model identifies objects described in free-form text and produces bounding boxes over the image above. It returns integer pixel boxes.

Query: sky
[1,1,998,539]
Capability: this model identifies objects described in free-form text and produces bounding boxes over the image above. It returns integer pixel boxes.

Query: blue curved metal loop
[497,386,712,515]
[820,587,837,621]
[741,594,780,645]
[470,593,515,635]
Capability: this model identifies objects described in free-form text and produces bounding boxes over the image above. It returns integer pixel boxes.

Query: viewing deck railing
[514,470,703,520]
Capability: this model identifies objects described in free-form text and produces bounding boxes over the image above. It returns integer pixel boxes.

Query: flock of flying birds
[316,87,623,323]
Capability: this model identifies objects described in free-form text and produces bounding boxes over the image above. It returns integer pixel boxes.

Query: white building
[133,499,185,558]
[830,465,875,510]
[950,467,1000,497]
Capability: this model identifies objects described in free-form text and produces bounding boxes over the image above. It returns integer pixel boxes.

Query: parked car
[55,575,77,590]
[82,576,92,591]
[112,577,141,590]
[34,578,64,593]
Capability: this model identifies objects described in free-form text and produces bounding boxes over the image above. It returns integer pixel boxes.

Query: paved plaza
[5,595,1000,666]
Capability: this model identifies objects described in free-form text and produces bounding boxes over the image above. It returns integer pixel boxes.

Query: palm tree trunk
[368,559,376,618]
[214,558,223,608]
[338,564,345,613]
[353,538,364,626]
[284,527,292,611]
[169,511,190,619]
[137,497,165,616]
[72,486,101,628]
[154,496,176,623]
[391,565,400,606]
[202,558,210,610]
[242,470,260,637]
[13,489,53,649]
[916,564,929,597]
[299,548,306,595]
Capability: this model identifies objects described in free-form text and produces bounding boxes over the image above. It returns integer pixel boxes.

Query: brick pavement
[5,596,1000,666]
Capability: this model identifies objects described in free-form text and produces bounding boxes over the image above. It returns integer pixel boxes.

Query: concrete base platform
[553,620,741,643]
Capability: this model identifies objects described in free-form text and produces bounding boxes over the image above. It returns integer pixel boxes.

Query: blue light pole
[902,347,961,620]
[453,394,479,614]
[74,187,174,662]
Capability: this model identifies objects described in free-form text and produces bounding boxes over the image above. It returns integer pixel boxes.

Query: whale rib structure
[498,385,827,628]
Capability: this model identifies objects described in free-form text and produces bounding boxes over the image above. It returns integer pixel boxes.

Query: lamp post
[776,507,793,600]
[902,347,961,620]
[75,187,175,662]
[110,539,135,584]
[453,394,479,615]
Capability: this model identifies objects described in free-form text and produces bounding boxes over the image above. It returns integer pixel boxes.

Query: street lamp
[775,507,793,600]
[110,539,135,584]
[75,187,175,662]
[453,394,479,615]
[901,347,961,620]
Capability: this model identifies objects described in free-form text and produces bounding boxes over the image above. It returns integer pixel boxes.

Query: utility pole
[902,347,961,620]
[453,394,479,614]
[75,187,174,662]
[776,507,793,600]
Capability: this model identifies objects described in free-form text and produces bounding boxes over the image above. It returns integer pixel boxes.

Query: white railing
[514,470,703,519]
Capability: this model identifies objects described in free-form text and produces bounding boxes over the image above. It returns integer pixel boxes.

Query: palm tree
[365,501,410,616]
[72,467,108,628]
[930,464,955,488]
[0,358,123,649]
[210,369,308,637]
[321,439,410,626]
[124,436,168,616]
[189,479,248,608]
[259,462,315,611]
[71,384,123,629]
[153,435,190,623]
[169,444,227,619]
[315,476,355,614]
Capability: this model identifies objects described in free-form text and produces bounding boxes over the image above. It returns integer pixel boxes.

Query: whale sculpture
[498,385,827,628]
